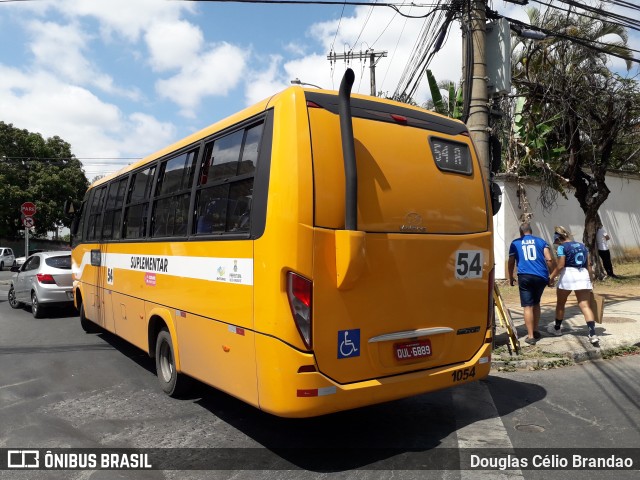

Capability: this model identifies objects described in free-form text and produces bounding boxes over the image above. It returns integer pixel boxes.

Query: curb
[491,345,637,371]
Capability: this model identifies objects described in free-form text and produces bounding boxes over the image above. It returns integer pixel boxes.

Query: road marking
[454,380,524,479]
[0,378,39,390]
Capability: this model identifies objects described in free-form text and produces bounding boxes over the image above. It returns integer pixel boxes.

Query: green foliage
[426,70,446,115]
[601,345,640,360]
[0,122,89,239]
[425,69,463,120]
[512,98,567,181]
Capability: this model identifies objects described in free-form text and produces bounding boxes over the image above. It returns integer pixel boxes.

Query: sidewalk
[493,293,640,370]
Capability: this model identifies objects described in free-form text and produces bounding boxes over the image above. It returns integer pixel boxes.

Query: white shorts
[557,267,592,291]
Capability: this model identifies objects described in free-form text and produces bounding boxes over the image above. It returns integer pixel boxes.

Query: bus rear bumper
[255,335,492,418]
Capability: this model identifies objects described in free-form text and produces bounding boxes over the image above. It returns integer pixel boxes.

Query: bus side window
[195,186,229,234]
[71,192,89,246]
[193,121,262,236]
[228,181,252,232]
[123,166,156,239]
[86,186,107,241]
[102,177,128,240]
[152,149,197,238]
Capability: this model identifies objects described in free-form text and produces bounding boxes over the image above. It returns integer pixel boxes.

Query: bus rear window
[309,106,488,234]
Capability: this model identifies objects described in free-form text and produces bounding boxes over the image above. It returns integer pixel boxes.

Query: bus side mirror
[63,199,78,217]
[491,182,502,216]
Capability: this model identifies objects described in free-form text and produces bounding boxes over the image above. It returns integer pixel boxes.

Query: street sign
[22,216,35,228]
[21,202,37,216]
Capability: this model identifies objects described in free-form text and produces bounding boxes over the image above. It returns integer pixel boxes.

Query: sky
[1,0,638,181]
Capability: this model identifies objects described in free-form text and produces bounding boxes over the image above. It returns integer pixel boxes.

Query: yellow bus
[71,69,499,418]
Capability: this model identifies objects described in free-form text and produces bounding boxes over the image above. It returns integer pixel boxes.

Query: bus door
[100,243,116,332]
[85,185,107,326]
[306,94,493,384]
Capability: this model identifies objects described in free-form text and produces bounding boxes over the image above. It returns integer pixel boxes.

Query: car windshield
[45,255,71,270]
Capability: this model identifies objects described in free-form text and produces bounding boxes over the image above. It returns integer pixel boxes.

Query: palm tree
[506,6,638,277]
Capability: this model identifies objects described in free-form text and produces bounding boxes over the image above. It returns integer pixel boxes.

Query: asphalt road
[0,270,638,480]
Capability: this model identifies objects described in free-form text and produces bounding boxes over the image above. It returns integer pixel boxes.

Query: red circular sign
[22,216,35,228]
[21,202,37,216]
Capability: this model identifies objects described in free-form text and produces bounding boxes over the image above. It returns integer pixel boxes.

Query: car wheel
[0,261,4,271]
[155,328,191,397]
[31,291,45,318]
[79,301,97,333]
[8,286,23,309]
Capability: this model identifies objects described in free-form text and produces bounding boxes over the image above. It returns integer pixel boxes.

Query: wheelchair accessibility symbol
[338,329,360,359]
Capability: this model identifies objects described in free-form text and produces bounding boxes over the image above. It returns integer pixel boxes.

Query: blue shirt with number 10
[509,234,550,280]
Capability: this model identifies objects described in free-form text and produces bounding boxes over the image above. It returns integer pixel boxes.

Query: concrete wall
[493,172,640,279]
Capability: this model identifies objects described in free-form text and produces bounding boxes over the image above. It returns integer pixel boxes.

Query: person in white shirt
[596,225,617,278]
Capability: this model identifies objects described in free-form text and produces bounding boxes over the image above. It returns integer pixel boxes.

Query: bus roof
[88,86,464,189]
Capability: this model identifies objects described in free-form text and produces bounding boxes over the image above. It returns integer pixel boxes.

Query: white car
[0,247,16,270]
[14,249,44,267]
[8,251,75,318]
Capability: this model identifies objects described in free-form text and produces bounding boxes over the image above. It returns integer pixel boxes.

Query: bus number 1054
[451,366,476,383]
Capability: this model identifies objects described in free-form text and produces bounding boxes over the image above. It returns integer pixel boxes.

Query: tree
[0,122,89,239]
[426,69,464,120]
[506,7,639,277]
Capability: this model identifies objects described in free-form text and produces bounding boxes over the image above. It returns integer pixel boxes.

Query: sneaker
[533,331,541,340]
[524,337,537,346]
[588,333,599,344]
[547,322,562,337]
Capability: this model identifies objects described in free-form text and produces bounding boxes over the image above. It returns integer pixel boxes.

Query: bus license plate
[394,340,432,361]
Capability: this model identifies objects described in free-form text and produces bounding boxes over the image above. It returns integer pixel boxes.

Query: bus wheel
[79,301,96,333]
[155,328,190,397]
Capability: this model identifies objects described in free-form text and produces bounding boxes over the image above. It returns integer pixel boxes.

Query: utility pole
[328,50,388,96]
[464,0,491,183]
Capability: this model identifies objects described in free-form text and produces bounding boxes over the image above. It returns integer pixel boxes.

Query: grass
[601,345,640,360]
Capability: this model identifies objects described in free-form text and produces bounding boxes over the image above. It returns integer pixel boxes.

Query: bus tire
[79,301,97,333]
[155,328,190,397]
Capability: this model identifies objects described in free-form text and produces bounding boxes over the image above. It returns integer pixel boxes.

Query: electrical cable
[350,1,377,55]
[380,2,412,92]
[530,0,640,32]
[505,13,640,64]
[393,2,447,98]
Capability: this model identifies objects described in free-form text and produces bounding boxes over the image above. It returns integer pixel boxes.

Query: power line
[170,0,442,6]
[505,14,640,64]
[1,156,141,161]
[534,0,640,32]
[530,0,640,31]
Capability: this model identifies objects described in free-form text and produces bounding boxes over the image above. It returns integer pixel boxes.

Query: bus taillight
[287,272,313,349]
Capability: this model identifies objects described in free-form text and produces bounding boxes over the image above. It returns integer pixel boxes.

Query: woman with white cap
[548,226,598,344]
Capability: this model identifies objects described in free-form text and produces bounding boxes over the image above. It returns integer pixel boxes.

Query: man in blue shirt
[508,223,555,345]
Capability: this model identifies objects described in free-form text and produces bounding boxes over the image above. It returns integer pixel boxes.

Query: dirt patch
[497,261,640,310]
